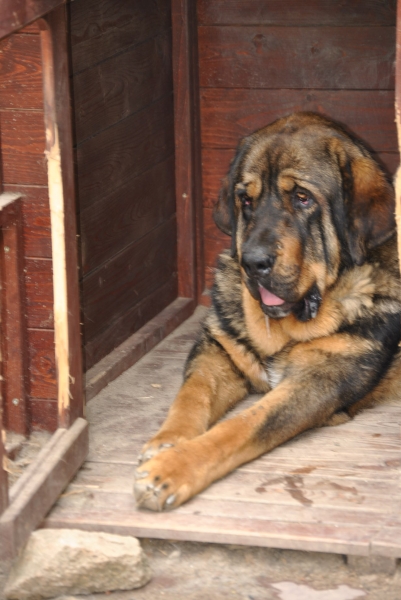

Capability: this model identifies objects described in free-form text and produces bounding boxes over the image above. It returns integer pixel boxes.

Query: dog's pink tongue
[259,285,285,306]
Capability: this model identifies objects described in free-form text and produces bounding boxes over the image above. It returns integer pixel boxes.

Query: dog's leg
[134,380,329,510]
[134,334,381,510]
[138,342,249,463]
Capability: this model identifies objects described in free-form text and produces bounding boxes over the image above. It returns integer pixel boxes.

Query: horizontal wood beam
[0,0,64,40]
[0,417,88,559]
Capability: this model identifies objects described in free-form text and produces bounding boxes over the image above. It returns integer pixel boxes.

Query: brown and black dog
[134,112,401,511]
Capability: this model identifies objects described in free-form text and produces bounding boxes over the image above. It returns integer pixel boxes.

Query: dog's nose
[242,249,275,278]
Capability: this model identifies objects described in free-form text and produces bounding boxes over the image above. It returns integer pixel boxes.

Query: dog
[134,112,401,511]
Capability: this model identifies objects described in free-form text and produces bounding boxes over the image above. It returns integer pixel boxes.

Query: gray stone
[4,529,152,599]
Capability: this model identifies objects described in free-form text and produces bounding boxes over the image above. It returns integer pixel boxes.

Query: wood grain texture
[82,217,177,341]
[200,89,398,152]
[73,33,173,143]
[27,329,57,400]
[0,23,58,433]
[76,94,175,212]
[0,0,62,40]
[16,185,51,259]
[1,196,30,434]
[30,399,58,432]
[201,148,233,209]
[41,7,85,427]
[172,0,204,301]
[0,428,7,515]
[84,276,178,370]
[24,258,54,328]
[0,110,47,185]
[197,0,397,26]
[0,33,43,110]
[2,184,52,260]
[0,418,88,559]
[80,155,176,276]
[198,26,395,90]
[0,197,8,511]
[69,0,171,73]
[20,22,41,35]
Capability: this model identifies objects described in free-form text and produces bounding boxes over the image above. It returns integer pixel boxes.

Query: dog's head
[214,112,395,321]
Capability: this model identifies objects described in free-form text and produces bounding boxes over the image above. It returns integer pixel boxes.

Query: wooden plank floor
[44,307,401,558]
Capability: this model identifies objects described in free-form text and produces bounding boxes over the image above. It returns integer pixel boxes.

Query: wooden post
[0,337,6,515]
[1,197,29,435]
[172,0,204,303]
[0,419,7,516]
[395,0,401,275]
[39,7,84,429]
[0,192,27,513]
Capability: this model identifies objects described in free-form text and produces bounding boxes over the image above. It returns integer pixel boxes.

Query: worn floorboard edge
[42,511,397,557]
[85,297,195,401]
[0,418,88,559]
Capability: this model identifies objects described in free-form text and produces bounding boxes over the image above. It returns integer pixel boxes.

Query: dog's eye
[294,190,314,208]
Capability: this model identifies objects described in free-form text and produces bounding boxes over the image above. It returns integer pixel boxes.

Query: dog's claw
[165,494,176,507]
[134,470,149,480]
[137,442,176,466]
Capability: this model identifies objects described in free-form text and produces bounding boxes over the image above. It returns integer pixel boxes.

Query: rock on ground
[4,529,151,600]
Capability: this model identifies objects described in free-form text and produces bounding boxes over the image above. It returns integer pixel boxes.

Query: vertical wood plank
[0,225,8,513]
[172,0,204,301]
[1,199,29,434]
[0,113,9,514]
[39,7,84,428]
[0,417,7,516]
[395,0,401,275]
[0,0,65,40]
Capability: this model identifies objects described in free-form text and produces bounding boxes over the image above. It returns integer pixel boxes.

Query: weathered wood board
[0,24,57,432]
[70,0,178,370]
[44,309,401,558]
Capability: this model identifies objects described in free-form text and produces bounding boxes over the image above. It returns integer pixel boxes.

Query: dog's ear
[213,176,238,258]
[337,146,395,266]
[213,176,232,235]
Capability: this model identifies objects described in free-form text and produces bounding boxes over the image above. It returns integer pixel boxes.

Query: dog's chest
[265,358,284,389]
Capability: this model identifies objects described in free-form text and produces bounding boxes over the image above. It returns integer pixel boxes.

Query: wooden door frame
[172,0,204,304]
[395,0,401,274]
[0,1,88,559]
[85,0,205,398]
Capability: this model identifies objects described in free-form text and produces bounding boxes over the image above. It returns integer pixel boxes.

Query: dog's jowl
[134,112,401,511]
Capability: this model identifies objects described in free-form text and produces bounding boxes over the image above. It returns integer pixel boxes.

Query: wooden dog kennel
[0,0,400,561]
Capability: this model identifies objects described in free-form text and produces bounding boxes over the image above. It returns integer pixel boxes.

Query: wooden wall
[0,23,58,431]
[69,0,178,370]
[197,0,399,289]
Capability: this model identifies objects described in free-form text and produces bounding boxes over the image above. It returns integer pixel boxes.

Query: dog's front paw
[134,444,202,511]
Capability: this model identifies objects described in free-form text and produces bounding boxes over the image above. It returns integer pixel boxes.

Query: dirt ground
[1,538,401,600]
